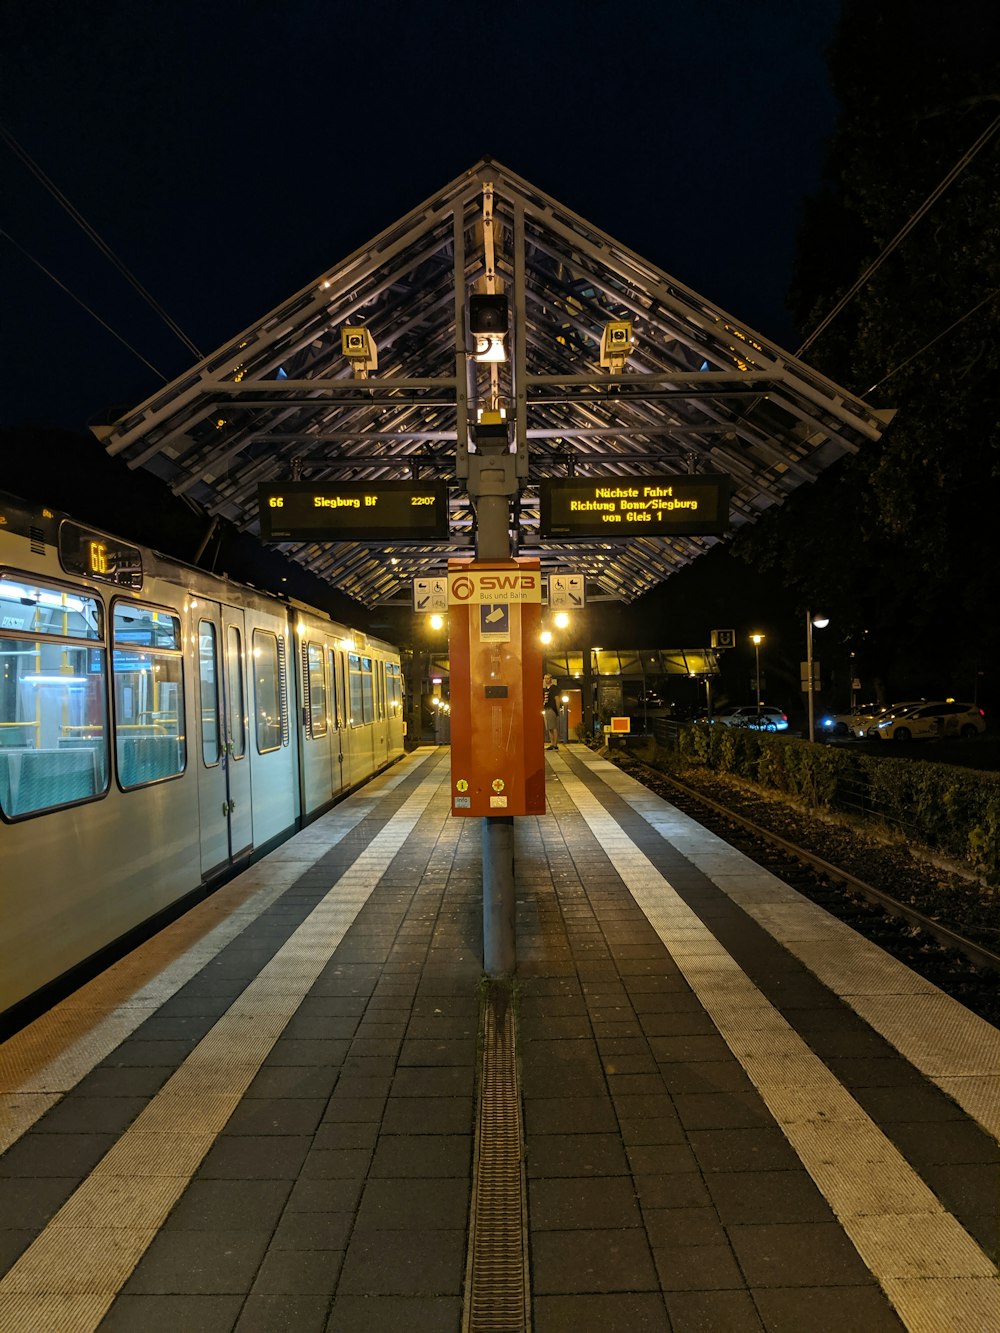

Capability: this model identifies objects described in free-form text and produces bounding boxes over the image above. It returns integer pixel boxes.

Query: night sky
[2,1,841,434]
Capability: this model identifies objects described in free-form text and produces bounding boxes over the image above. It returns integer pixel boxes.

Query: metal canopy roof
[102,158,887,608]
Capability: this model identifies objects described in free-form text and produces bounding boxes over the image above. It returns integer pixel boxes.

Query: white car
[869,700,986,741]
[711,705,789,732]
[849,700,926,738]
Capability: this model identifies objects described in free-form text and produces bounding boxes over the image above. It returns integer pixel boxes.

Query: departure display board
[258,480,450,542]
[58,521,144,589]
[539,474,730,538]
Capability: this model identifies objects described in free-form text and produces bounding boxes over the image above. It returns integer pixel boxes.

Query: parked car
[710,705,789,732]
[868,700,986,741]
[847,700,926,738]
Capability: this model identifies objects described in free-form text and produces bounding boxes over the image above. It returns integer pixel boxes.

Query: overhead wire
[1,122,203,360]
[0,227,169,381]
[796,110,1000,358]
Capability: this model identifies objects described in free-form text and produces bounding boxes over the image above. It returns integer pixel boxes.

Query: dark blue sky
[2,1,841,433]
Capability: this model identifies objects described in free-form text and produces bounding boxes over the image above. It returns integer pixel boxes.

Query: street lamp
[750,633,764,710]
[806,611,829,741]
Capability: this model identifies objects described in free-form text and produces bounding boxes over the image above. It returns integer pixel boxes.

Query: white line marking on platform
[558,762,1000,1333]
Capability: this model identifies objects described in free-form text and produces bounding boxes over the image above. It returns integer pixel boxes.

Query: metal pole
[754,642,762,709]
[806,610,816,741]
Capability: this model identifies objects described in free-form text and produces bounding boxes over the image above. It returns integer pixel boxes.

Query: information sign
[539,475,730,538]
[258,480,450,542]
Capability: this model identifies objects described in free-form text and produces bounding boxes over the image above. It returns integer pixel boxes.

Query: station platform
[1,744,998,1333]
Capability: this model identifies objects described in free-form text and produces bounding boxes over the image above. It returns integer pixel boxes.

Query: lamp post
[750,633,764,711]
[806,611,829,741]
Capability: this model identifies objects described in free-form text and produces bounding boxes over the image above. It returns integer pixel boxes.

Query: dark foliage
[734,0,1000,706]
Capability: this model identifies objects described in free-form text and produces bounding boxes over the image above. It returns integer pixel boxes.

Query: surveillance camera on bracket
[341,327,378,376]
[600,319,634,371]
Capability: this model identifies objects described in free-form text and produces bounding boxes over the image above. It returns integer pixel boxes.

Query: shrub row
[668,727,1000,885]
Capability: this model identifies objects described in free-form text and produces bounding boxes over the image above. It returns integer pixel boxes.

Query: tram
[0,490,404,1025]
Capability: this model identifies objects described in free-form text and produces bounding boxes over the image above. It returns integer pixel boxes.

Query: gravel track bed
[607,750,1000,1029]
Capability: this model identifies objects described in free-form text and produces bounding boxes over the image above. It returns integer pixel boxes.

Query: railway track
[615,754,1000,1029]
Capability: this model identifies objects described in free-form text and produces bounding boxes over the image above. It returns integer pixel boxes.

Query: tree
[735,0,1000,701]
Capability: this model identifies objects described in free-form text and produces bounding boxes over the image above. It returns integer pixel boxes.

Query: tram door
[196,603,253,876]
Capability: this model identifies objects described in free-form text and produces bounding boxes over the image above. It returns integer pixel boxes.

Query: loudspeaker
[469,294,508,335]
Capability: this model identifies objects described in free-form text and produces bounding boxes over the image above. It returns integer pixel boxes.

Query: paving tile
[301,1147,374,1179]
[687,1128,801,1173]
[263,1039,350,1067]
[164,1178,292,1230]
[355,1177,469,1230]
[627,1143,700,1175]
[199,1135,311,1179]
[652,1241,744,1291]
[73,1066,174,1098]
[705,1168,835,1226]
[285,1176,364,1213]
[888,1118,1000,1164]
[532,1228,658,1293]
[634,1173,712,1210]
[656,1061,756,1096]
[524,1096,618,1135]
[249,1246,343,1293]
[123,1228,272,1293]
[326,1294,462,1331]
[642,1206,728,1249]
[751,1284,905,1331]
[389,1067,474,1098]
[244,1066,340,1099]
[529,1175,642,1229]
[370,1134,471,1178]
[672,1091,773,1131]
[0,1176,79,1230]
[526,1133,630,1178]
[338,1228,466,1295]
[270,1210,354,1250]
[321,1096,387,1123]
[0,1132,116,1177]
[98,1293,245,1331]
[533,1292,669,1331]
[224,1096,327,1136]
[235,1293,330,1331]
[663,1287,765,1332]
[380,1096,473,1135]
[728,1221,877,1287]
[312,1120,380,1151]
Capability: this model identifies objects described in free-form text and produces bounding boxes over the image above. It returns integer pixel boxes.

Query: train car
[0,490,404,1028]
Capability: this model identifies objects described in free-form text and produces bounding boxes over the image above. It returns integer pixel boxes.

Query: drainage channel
[462,979,531,1332]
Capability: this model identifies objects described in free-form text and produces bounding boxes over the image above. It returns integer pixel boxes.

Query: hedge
[667,727,1000,886]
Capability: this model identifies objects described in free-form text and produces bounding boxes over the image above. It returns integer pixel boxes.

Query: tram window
[376,660,385,720]
[226,625,246,759]
[112,601,185,788]
[328,649,341,729]
[348,652,363,725]
[361,656,374,723]
[387,661,402,714]
[199,620,221,767]
[305,642,327,738]
[0,576,109,816]
[253,629,284,752]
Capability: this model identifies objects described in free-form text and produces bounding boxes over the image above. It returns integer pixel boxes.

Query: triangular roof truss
[103,159,886,607]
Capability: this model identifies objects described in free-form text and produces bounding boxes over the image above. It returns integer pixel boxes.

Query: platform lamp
[750,633,765,711]
[806,611,830,741]
[469,293,508,363]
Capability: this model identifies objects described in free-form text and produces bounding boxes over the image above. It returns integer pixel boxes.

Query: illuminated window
[112,601,185,787]
[0,575,109,816]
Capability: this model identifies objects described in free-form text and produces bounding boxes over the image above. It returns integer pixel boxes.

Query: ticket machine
[448,557,545,816]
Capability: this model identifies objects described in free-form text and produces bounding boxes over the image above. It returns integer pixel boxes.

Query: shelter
[100,159,887,608]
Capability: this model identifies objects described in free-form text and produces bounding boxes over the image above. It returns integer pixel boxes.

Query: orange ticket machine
[448,557,545,817]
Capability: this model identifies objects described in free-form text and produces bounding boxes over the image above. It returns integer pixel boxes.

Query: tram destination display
[258,480,450,542]
[58,521,144,588]
[539,474,730,538]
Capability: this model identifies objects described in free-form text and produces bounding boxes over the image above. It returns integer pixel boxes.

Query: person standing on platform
[542,674,560,750]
